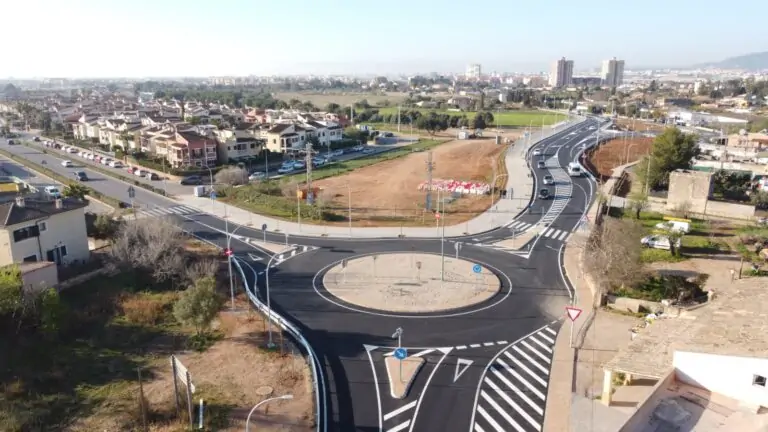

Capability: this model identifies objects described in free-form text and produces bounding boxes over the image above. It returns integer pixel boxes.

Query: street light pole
[265,246,294,348]
[346,182,352,237]
[226,224,247,310]
[245,395,293,432]
[296,184,301,229]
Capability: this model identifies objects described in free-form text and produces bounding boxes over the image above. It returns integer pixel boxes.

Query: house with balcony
[0,197,89,266]
[71,113,100,141]
[167,131,218,168]
[213,128,265,164]
[263,123,307,153]
[97,118,143,150]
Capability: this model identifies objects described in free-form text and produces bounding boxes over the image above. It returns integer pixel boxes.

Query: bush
[121,293,171,325]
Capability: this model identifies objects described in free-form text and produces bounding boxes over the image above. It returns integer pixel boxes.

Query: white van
[567,162,582,177]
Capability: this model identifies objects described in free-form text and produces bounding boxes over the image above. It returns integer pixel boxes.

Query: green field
[373,109,560,127]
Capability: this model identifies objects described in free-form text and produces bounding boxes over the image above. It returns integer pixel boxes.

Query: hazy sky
[2,0,766,78]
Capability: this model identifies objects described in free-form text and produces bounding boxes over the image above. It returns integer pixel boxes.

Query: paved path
[173,119,584,238]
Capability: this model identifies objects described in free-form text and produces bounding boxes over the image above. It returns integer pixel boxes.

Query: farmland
[274,91,409,107]
[372,108,560,127]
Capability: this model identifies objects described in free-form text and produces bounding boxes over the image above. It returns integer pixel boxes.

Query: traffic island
[322,253,501,313]
[490,225,540,251]
[385,356,425,399]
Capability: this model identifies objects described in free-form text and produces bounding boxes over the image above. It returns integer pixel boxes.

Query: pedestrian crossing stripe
[139,205,201,218]
[540,228,569,241]
[505,221,533,232]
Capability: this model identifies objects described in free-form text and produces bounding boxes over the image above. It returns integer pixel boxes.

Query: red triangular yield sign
[565,306,582,322]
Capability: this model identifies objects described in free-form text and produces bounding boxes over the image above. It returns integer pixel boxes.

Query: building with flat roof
[550,57,574,87]
[601,57,625,87]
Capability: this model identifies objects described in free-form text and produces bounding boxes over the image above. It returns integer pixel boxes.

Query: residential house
[263,123,307,153]
[726,132,768,152]
[98,118,143,150]
[167,131,218,168]
[213,128,265,164]
[0,197,89,266]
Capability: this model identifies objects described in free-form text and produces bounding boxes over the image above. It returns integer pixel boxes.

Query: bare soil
[585,136,653,181]
[314,135,516,227]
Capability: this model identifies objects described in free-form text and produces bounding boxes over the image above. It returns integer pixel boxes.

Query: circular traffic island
[322,253,501,313]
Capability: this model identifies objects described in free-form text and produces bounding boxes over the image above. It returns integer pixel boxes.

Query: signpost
[284,232,289,246]
[392,328,405,382]
[261,223,267,243]
[127,186,136,219]
[472,264,482,291]
[372,254,378,278]
[415,261,422,282]
[341,259,347,283]
[565,306,583,348]
[454,242,463,259]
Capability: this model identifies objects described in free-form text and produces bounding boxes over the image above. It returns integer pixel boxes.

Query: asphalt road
[4,116,602,431]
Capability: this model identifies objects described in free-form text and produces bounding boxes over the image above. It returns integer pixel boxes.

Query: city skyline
[2,0,767,78]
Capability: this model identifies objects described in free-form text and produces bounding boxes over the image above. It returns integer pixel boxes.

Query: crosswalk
[139,205,202,218]
[504,220,534,233]
[540,158,572,226]
[540,227,569,242]
[471,324,559,432]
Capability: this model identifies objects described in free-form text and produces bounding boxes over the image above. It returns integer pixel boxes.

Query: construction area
[313,134,515,227]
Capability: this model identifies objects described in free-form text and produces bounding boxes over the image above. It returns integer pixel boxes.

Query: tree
[188,116,201,125]
[214,166,248,186]
[584,218,646,294]
[173,276,221,335]
[628,191,649,219]
[110,219,188,283]
[482,111,494,126]
[63,184,90,200]
[635,127,700,190]
[38,288,64,337]
[471,114,487,130]
[92,213,119,239]
[0,265,22,318]
[325,103,340,114]
[415,115,448,136]
[657,223,685,257]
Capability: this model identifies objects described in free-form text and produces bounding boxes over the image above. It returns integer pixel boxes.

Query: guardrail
[230,256,326,432]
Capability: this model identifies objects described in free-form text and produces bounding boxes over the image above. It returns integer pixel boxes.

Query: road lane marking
[383,400,417,421]
[477,405,505,432]
[456,345,467,350]
[537,331,555,344]
[498,356,547,395]
[496,341,508,345]
[483,342,494,347]
[503,352,547,388]
[512,346,548,375]
[470,344,481,348]
[544,327,556,336]
[520,341,550,364]
[387,419,411,432]
[480,390,526,432]
[529,335,553,353]
[489,369,544,415]
[485,378,542,431]
[411,349,434,358]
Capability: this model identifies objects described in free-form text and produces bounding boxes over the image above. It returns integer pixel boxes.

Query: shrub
[121,294,170,325]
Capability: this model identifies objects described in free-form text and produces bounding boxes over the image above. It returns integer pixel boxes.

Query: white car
[533,149,542,156]
[109,160,123,168]
[641,235,681,251]
[87,153,96,160]
[293,161,306,169]
[43,186,61,198]
[277,166,294,174]
[249,172,266,181]
[101,158,112,165]
[543,175,555,185]
[61,160,73,167]
[332,149,344,157]
[134,169,145,177]
[78,151,86,157]
[67,147,78,154]
[655,221,690,234]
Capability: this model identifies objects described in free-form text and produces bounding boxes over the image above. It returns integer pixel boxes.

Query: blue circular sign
[472,264,482,274]
[394,347,408,360]
[261,223,268,231]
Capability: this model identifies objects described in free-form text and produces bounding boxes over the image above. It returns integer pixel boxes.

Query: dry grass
[120,293,176,326]
[585,136,654,181]
[274,91,409,107]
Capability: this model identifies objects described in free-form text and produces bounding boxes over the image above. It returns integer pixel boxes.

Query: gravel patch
[323,253,501,312]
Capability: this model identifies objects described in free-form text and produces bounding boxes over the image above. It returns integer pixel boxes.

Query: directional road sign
[472,264,482,274]
[261,223,267,231]
[127,186,135,199]
[210,190,217,200]
[393,347,408,360]
[565,306,582,322]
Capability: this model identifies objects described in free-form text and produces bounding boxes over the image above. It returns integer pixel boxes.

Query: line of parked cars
[57,144,161,181]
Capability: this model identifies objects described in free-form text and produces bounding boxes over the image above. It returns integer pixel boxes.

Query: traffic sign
[224,248,233,257]
[127,186,135,199]
[393,347,408,360]
[210,190,217,200]
[435,212,441,219]
[472,264,482,274]
[261,223,267,231]
[565,306,582,322]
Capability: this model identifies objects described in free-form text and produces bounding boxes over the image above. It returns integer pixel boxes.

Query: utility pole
[305,140,315,203]
[397,105,401,133]
[425,151,435,211]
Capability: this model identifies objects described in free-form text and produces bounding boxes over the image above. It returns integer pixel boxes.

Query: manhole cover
[255,386,273,396]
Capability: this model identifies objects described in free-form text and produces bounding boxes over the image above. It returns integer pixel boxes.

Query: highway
[3,117,602,431]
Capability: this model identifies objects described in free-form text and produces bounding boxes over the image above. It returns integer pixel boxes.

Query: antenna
[425,151,435,211]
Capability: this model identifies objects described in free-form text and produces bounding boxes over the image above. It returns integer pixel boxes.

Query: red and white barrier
[417,179,491,195]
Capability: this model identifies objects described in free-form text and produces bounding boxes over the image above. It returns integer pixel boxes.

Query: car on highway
[180,175,203,185]
[249,171,266,181]
[538,188,551,200]
[66,147,78,154]
[43,186,61,198]
[533,149,542,156]
[33,136,40,142]
[73,171,89,181]
[101,157,113,165]
[537,160,546,169]
[362,147,375,154]
[277,166,294,174]
[134,168,146,177]
[6,139,15,145]
[109,160,123,168]
[312,158,325,167]
[332,149,344,157]
[145,172,159,180]
[61,160,74,167]
[543,175,555,185]
[126,166,136,174]
[293,161,306,169]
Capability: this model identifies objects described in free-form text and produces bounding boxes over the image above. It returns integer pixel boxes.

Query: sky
[2,0,767,78]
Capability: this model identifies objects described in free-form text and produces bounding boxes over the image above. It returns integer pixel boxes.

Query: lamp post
[205,164,214,211]
[296,184,301,229]
[245,394,293,432]
[225,224,248,310]
[265,246,294,348]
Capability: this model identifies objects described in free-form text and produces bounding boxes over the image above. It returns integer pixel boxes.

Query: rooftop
[604,278,768,378]
[0,197,88,227]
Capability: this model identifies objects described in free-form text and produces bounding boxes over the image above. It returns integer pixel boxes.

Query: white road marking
[480,390,526,432]
[477,405,505,432]
[512,346,549,375]
[456,345,467,350]
[470,344,481,348]
[412,349,434,358]
[485,378,542,431]
[383,400,417,421]
[490,369,545,414]
[483,342,494,347]
[474,423,487,432]
[537,331,555,344]
[387,419,411,432]
[496,341,508,345]
[557,230,569,241]
[544,327,556,336]
[502,352,547,389]
[529,335,553,353]
[520,341,550,364]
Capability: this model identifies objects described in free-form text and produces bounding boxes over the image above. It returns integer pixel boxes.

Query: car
[33,136,40,142]
[538,188,551,200]
[73,171,88,181]
[332,149,344,157]
[180,175,203,185]
[61,160,73,167]
[145,172,159,180]
[134,169,146,177]
[78,151,86,157]
[533,149,542,156]
[277,166,294,174]
[312,158,325,167]
[67,147,78,153]
[543,175,555,185]
[293,161,306,169]
[249,172,266,181]
[87,153,96,160]
[126,166,135,174]
[109,160,123,168]
[641,235,681,251]
[352,145,364,152]
[101,158,112,165]
[537,160,546,169]
[43,186,61,198]
[362,148,375,154]
[6,139,14,145]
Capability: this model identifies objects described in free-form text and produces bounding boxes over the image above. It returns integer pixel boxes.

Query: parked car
[332,149,344,157]
[134,169,146,177]
[73,171,88,181]
[538,188,551,200]
[249,172,266,181]
[277,166,294,174]
[109,160,123,168]
[101,158,113,165]
[33,136,40,142]
[533,149,542,156]
[543,175,555,185]
[537,160,546,169]
[362,147,375,154]
[180,175,202,185]
[126,166,135,174]
[351,145,364,152]
[293,161,306,169]
[61,160,73,167]
[67,147,78,153]
[43,186,61,198]
[6,139,14,145]
[641,235,681,251]
[145,172,159,180]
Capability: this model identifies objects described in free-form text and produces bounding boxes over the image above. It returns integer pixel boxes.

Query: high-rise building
[466,63,482,79]
[549,57,574,87]
[601,57,625,87]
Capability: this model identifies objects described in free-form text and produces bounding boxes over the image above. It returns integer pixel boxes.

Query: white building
[601,57,625,87]
[549,57,574,87]
[466,63,482,79]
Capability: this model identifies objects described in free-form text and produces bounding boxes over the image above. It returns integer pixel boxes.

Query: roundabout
[322,252,501,313]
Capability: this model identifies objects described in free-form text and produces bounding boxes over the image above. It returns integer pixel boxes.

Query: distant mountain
[693,52,768,71]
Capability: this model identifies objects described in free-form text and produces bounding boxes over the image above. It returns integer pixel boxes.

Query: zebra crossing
[471,324,559,432]
[504,220,534,233]
[540,158,572,226]
[540,227,569,242]
[139,205,202,218]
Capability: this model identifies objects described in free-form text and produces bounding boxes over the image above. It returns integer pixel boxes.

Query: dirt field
[314,135,515,227]
[585,136,653,181]
[275,91,409,107]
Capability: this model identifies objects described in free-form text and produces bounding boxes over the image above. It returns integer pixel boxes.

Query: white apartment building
[549,57,574,87]
[466,63,482,79]
[601,57,625,87]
